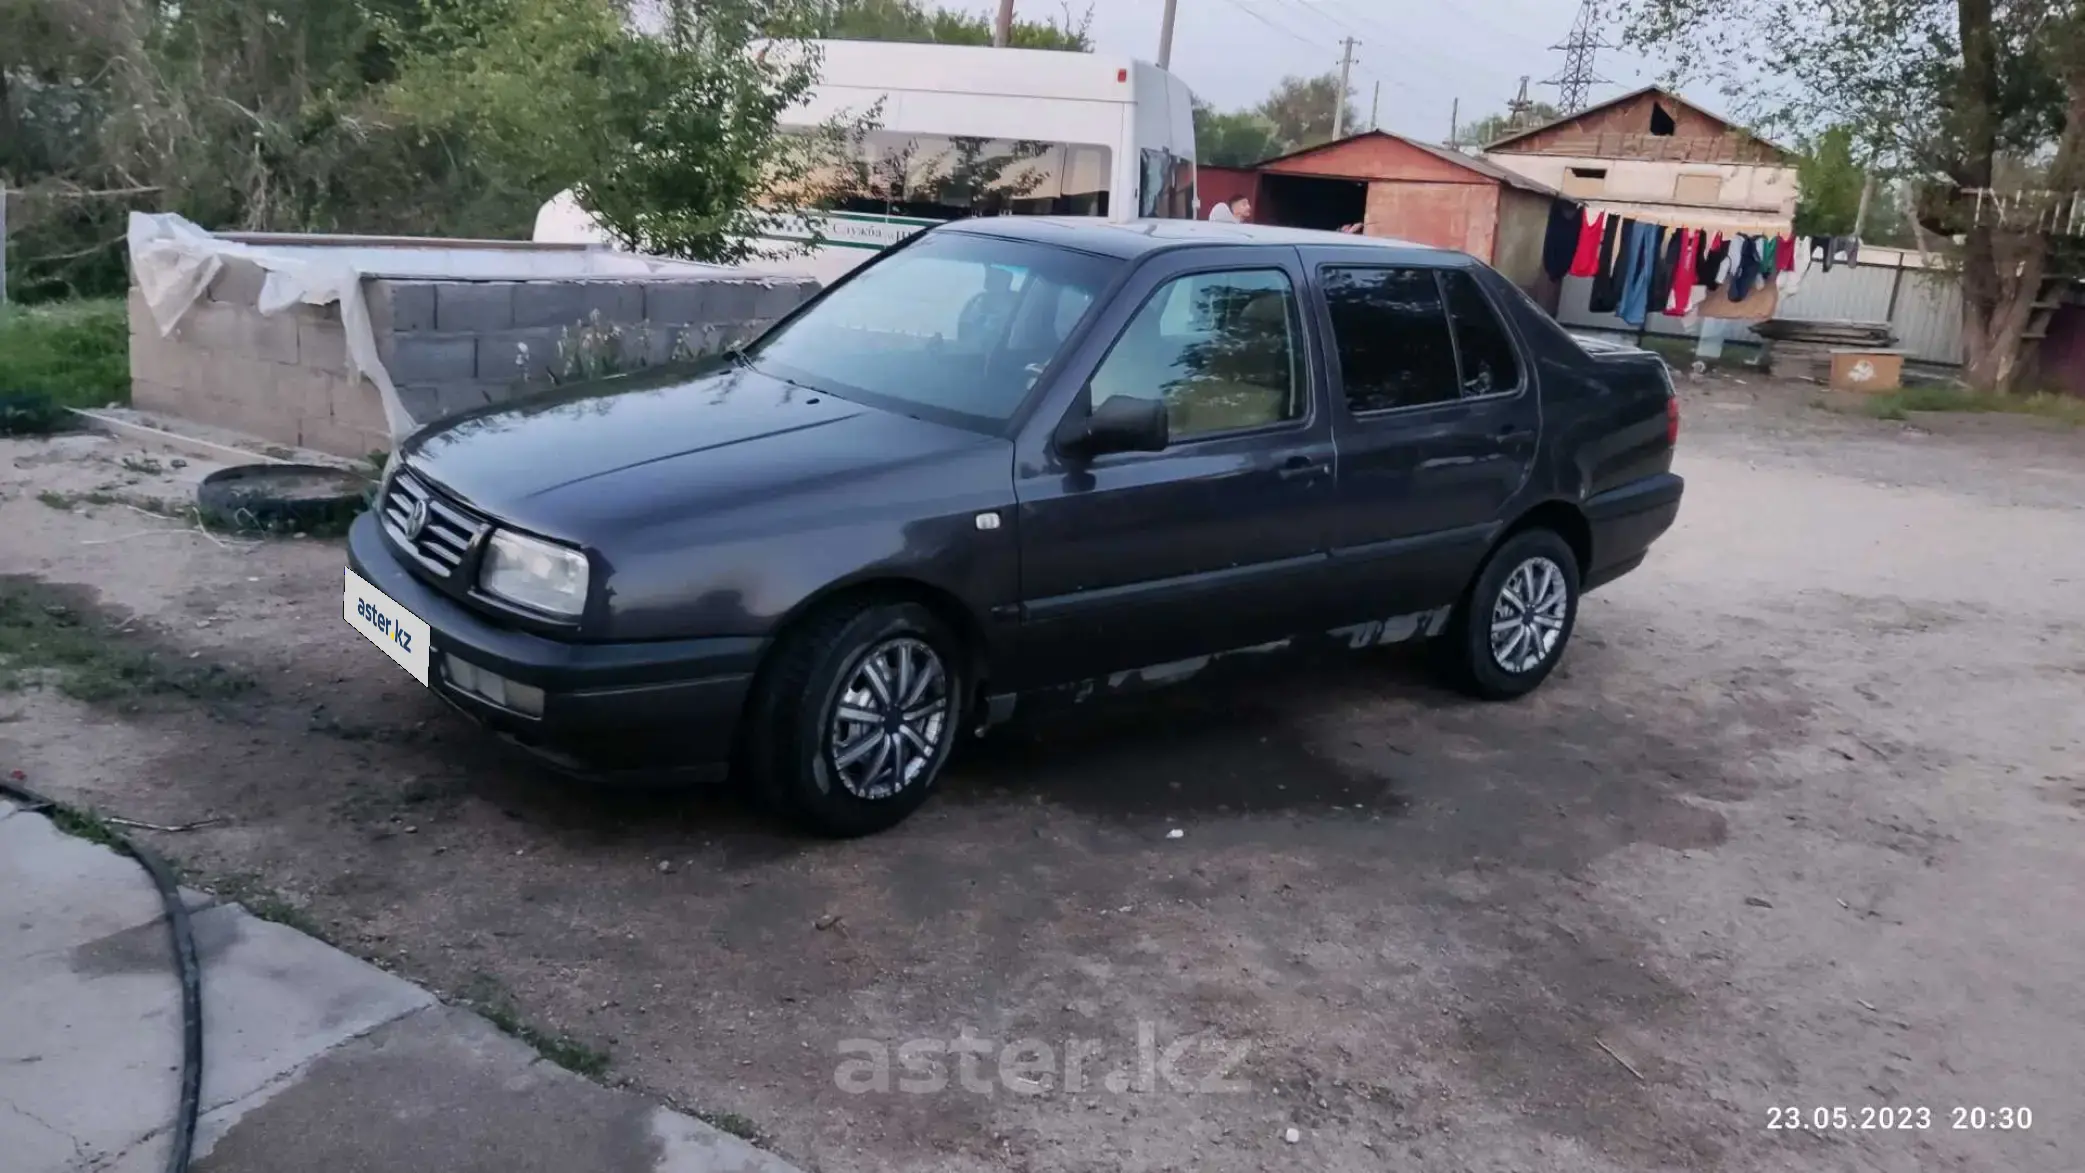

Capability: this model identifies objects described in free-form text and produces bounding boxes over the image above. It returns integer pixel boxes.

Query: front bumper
[347,513,764,780]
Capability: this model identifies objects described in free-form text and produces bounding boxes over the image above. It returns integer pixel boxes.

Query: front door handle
[1277,456,1329,481]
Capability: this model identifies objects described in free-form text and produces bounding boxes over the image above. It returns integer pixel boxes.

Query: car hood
[399,361,1003,542]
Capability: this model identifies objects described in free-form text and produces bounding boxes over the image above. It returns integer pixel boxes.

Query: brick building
[1196,131,1566,305]
[1480,87,1799,234]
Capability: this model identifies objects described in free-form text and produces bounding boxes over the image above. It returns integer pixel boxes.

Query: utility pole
[1449,98,1460,147]
[0,183,8,308]
[1157,0,1178,70]
[993,0,1015,48]
[1332,36,1359,140]
[1370,81,1381,131]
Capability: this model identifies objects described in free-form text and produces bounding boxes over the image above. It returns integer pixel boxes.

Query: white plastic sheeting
[125,212,735,443]
[128,212,420,442]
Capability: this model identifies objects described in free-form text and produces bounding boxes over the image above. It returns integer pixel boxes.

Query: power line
[1211,0,1326,52]
[1278,0,1519,107]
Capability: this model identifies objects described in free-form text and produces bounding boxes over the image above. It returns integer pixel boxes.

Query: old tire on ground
[744,600,966,838]
[1438,527,1582,701]
[196,463,372,534]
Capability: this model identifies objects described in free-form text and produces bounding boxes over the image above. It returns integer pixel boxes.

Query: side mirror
[1059,393,1169,458]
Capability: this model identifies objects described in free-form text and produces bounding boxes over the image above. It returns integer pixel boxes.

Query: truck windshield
[747,231,1120,429]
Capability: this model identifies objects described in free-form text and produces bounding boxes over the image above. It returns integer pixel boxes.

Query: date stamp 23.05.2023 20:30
[1767,1105,2034,1133]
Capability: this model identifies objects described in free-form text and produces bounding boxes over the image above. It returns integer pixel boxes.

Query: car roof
[937,217,1473,265]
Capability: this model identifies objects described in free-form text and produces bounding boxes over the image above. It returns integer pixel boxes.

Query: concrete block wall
[128,256,820,459]
[367,275,819,434]
[129,258,393,460]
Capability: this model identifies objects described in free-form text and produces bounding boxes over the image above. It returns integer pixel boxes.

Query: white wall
[1485,154,1799,231]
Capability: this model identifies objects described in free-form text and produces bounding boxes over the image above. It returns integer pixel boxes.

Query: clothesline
[1578,203,1790,237]
[1542,202,1821,327]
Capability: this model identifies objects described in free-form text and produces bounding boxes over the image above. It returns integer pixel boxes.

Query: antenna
[1544,0,1609,113]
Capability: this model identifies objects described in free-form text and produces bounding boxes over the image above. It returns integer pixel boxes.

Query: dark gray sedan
[345,218,1683,836]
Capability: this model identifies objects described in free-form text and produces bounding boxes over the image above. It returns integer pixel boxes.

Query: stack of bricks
[127,256,819,459]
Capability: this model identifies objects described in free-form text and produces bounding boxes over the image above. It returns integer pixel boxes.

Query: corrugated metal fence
[1556,245,1965,366]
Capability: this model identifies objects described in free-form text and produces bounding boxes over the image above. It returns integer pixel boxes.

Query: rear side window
[1441,269,1523,396]
[1322,267,1459,413]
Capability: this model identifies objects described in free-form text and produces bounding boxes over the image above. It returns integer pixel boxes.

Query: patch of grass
[35,489,124,512]
[0,577,256,703]
[696,1111,766,1144]
[46,802,125,850]
[210,871,332,940]
[1860,385,2085,425]
[0,299,128,413]
[459,973,613,1078]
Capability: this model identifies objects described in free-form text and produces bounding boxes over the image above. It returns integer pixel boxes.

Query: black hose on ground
[2,778,201,1173]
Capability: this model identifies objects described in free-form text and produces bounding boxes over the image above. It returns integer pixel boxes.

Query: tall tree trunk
[1956,5,2085,393]
[1960,228,2044,392]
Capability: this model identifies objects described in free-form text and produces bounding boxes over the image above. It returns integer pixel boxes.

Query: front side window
[749,232,1119,428]
[1322,267,1460,413]
[1440,269,1523,396]
[1088,268,1305,440]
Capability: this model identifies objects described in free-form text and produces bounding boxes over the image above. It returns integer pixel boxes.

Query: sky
[988,0,1686,139]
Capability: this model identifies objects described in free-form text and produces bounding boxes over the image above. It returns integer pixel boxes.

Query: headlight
[478,529,589,617]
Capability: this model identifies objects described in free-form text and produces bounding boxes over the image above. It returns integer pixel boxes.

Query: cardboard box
[1829,349,1905,392]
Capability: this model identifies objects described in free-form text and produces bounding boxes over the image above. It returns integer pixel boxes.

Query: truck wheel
[746,601,965,837]
[1439,529,1581,700]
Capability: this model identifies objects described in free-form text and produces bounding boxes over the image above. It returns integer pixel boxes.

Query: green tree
[1795,124,1868,237]
[1255,72,1360,154]
[817,0,1091,50]
[1462,101,1562,148]
[1193,100,1281,166]
[1618,0,2085,392]
[387,0,873,264]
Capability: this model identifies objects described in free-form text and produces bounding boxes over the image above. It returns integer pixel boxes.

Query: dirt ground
[4,376,2082,1173]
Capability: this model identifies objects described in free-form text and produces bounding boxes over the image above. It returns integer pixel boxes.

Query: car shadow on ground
[945,647,1451,817]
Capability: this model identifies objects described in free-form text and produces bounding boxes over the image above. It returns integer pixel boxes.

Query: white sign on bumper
[344,568,431,686]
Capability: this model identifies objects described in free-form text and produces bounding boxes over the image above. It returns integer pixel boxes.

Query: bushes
[0,299,129,421]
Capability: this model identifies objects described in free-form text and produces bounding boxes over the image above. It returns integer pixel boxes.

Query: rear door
[1311,256,1541,621]
[1007,246,1336,688]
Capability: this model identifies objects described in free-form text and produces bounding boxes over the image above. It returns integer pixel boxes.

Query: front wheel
[745,601,966,837]
[1437,529,1581,700]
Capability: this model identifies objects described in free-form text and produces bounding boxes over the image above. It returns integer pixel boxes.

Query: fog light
[442,654,546,718]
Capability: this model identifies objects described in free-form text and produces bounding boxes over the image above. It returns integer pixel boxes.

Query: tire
[196,463,373,535]
[744,600,967,838]
[1438,528,1581,701]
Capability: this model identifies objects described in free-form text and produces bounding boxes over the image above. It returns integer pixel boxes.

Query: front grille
[382,471,489,578]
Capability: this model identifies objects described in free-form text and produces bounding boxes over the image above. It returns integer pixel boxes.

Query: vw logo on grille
[401,496,430,540]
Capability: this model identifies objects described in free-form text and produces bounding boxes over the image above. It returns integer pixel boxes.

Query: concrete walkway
[0,798,802,1173]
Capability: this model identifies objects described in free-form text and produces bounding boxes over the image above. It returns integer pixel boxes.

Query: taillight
[1666,391,1681,446]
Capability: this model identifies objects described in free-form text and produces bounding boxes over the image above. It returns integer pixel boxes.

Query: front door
[1008,249,1336,689]
[1307,257,1541,620]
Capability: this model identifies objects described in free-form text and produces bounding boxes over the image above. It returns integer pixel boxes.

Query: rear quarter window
[1440,269,1524,396]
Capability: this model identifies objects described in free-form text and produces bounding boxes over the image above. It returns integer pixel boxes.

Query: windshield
[747,231,1121,429]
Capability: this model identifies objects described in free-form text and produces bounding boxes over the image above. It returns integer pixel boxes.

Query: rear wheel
[1438,529,1580,700]
[745,601,965,837]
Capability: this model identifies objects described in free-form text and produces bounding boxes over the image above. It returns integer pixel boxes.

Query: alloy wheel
[1489,556,1569,674]
[826,636,952,800]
